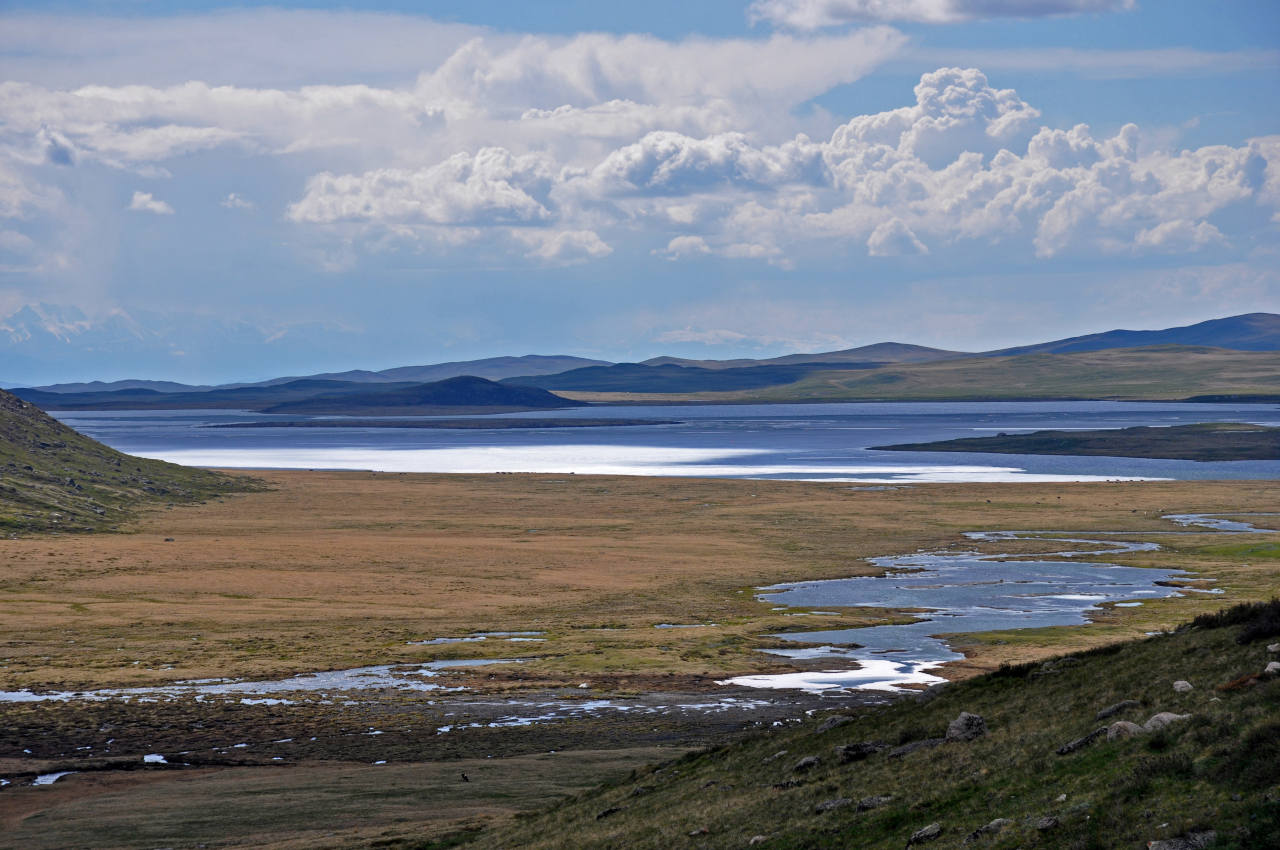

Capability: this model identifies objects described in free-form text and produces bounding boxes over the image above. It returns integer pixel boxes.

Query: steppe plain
[2,471,1278,848]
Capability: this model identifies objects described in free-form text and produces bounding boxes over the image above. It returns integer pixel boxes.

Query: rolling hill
[641,342,966,370]
[503,361,883,393]
[554,346,1280,404]
[0,389,252,534]
[985,312,1280,357]
[261,375,579,415]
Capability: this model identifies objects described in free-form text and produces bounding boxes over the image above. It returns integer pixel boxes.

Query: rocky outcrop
[946,712,987,742]
[814,797,850,813]
[1146,830,1216,849]
[907,823,942,845]
[1144,712,1191,732]
[1096,699,1140,720]
[815,715,851,734]
[833,741,887,763]
[1107,720,1145,740]
[792,755,820,772]
[1057,727,1106,755]
[963,818,1012,843]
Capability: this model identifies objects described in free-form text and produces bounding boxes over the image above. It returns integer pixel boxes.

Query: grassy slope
[875,423,1280,462]
[467,603,1280,850]
[556,346,1280,403]
[0,389,256,534]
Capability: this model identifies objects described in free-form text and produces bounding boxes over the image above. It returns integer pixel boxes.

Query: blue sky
[0,0,1277,383]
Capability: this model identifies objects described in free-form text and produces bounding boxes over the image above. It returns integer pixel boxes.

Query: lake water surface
[54,400,1280,482]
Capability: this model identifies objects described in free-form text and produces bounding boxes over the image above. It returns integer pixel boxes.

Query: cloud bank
[749,0,1136,28]
[0,11,1274,349]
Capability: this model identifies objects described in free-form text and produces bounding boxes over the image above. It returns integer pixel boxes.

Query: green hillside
[558,346,1280,403]
[754,346,1280,402]
[465,601,1280,850]
[0,389,255,534]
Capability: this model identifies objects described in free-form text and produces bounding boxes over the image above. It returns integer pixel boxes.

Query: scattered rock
[1173,680,1194,693]
[748,837,768,846]
[834,742,886,763]
[762,750,788,764]
[946,712,988,742]
[815,797,851,814]
[1265,661,1280,676]
[688,827,709,836]
[629,785,654,797]
[888,738,945,759]
[793,756,821,773]
[1146,830,1217,850]
[771,780,803,790]
[1057,727,1106,755]
[963,818,1012,843]
[1267,643,1280,654]
[1144,712,1191,732]
[908,823,943,845]
[1107,721,1145,740]
[816,715,852,734]
[857,795,892,811]
[596,806,623,820]
[1036,816,1059,831]
[1096,699,1141,720]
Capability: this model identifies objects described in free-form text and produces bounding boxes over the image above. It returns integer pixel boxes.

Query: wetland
[2,470,1279,847]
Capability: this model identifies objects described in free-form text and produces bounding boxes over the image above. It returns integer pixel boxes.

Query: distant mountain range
[639,342,965,370]
[25,354,608,394]
[983,312,1280,357]
[7,312,1278,410]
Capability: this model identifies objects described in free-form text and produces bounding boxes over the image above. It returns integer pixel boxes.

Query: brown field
[2,471,1278,848]
[3,471,1278,691]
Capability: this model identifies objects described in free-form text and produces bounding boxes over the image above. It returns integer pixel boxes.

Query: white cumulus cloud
[287,148,559,227]
[514,229,612,264]
[867,218,929,256]
[127,190,173,215]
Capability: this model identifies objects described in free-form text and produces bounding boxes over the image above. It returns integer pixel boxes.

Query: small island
[873,422,1280,462]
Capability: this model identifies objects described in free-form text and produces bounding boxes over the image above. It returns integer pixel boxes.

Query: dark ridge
[873,422,1280,462]
[262,375,579,415]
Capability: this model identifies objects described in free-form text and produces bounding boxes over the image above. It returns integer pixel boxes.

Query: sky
[0,0,1278,384]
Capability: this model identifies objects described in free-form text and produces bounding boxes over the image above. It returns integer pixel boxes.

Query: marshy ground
[1,472,1277,847]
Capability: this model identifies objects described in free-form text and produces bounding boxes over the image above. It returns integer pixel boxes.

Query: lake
[54,400,1280,482]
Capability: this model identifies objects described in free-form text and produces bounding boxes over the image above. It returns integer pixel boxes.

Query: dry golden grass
[2,471,1277,691]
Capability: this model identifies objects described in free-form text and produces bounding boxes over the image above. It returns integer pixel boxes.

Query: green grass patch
[466,601,1280,849]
